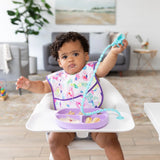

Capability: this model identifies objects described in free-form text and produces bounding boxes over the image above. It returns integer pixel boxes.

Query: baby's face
[58,40,89,75]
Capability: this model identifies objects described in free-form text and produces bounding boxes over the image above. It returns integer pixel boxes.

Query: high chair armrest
[100,78,126,108]
[32,92,53,115]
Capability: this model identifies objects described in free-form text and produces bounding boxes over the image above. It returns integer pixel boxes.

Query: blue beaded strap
[80,33,125,119]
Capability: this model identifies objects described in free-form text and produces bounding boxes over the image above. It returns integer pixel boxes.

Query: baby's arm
[96,39,128,78]
[16,76,51,93]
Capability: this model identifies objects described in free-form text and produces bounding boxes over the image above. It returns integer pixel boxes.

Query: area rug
[0,71,160,125]
[107,71,160,125]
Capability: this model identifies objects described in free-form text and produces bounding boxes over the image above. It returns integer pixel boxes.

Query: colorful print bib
[47,61,103,110]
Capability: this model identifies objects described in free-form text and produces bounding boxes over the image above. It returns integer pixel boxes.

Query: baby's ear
[85,52,89,61]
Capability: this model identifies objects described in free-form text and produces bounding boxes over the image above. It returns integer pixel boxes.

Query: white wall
[0,0,160,70]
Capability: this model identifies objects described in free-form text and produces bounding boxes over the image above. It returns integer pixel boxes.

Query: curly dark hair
[50,32,89,60]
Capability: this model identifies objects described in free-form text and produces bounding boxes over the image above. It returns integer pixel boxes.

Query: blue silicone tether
[80,33,125,119]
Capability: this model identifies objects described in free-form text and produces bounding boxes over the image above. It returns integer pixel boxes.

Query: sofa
[43,32,130,76]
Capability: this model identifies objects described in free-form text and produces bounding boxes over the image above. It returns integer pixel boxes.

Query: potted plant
[7,0,53,43]
[7,0,54,74]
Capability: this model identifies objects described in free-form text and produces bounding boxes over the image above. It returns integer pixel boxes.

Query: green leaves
[12,1,23,4]
[45,3,51,9]
[47,10,53,15]
[7,10,16,16]
[24,18,32,25]
[7,0,54,43]
[15,30,25,34]
[11,17,21,25]
[24,0,30,3]
[26,29,39,35]
[42,18,49,23]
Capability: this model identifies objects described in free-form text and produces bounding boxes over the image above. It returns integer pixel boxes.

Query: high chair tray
[26,105,135,132]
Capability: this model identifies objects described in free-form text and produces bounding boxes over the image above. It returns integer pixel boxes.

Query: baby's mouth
[69,64,76,69]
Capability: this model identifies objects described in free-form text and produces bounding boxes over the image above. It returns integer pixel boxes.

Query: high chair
[26,78,135,160]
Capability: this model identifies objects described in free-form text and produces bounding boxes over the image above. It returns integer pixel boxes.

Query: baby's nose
[68,56,74,61]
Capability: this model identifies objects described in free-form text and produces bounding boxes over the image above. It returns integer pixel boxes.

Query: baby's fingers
[16,77,23,89]
[118,40,128,50]
[16,76,29,90]
[122,39,128,47]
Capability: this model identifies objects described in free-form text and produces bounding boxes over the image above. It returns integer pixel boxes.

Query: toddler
[16,32,128,160]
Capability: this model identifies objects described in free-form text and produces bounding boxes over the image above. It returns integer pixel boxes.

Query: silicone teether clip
[81,108,124,120]
[80,33,126,120]
[105,108,124,120]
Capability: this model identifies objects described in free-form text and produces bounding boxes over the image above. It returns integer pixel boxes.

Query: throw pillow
[89,32,109,54]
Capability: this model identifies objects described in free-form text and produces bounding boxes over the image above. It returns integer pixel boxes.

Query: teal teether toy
[80,33,125,119]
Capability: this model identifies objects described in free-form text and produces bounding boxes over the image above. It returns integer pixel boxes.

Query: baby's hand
[16,76,31,90]
[111,39,128,55]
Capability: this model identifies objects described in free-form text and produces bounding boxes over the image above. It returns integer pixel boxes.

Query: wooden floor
[1,124,160,160]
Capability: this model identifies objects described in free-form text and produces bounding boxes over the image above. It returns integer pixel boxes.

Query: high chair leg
[76,131,89,138]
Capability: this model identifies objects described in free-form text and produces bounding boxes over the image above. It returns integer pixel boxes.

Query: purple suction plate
[55,108,109,129]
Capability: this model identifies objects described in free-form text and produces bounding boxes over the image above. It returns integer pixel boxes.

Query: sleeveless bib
[47,61,103,110]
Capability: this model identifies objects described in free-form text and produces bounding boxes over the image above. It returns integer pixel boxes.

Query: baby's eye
[74,53,79,56]
[62,55,67,59]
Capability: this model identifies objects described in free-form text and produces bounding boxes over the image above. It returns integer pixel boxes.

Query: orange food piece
[92,117,100,123]
[68,111,75,115]
[85,117,92,123]
[78,112,83,115]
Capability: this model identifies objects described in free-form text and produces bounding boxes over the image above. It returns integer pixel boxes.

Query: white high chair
[26,78,134,160]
